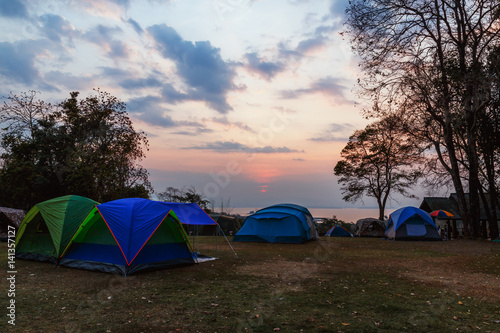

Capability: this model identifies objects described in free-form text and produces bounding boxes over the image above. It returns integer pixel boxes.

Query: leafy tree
[0,89,151,208]
[334,115,423,221]
[345,0,500,237]
[53,89,151,202]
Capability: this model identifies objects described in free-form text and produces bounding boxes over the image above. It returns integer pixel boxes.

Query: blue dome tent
[385,206,442,241]
[233,203,319,243]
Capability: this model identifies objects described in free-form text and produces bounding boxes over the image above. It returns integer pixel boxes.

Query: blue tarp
[157,202,217,225]
[385,206,441,241]
[234,203,318,243]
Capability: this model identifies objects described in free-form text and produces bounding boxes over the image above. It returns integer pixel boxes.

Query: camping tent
[216,215,242,235]
[59,198,196,275]
[385,206,442,241]
[15,195,98,263]
[325,225,353,237]
[208,214,242,236]
[233,203,319,243]
[0,207,25,241]
[354,218,386,237]
[187,214,242,236]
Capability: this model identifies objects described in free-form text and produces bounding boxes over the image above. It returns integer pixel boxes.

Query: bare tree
[345,0,500,237]
[334,114,424,221]
[0,90,52,140]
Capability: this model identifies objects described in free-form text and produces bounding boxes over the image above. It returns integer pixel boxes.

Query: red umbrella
[430,210,454,218]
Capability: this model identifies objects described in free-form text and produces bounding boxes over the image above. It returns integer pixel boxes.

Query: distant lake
[230,207,396,223]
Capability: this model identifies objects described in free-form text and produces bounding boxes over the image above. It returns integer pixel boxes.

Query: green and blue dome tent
[59,198,196,275]
[15,195,98,263]
[325,225,353,237]
[233,203,319,243]
[385,206,442,241]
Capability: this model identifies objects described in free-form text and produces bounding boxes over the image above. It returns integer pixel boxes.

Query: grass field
[2,237,500,332]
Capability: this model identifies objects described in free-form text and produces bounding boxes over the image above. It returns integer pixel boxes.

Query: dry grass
[1,237,500,332]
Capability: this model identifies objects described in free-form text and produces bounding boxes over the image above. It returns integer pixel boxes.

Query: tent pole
[216,223,218,258]
[217,223,238,259]
[195,225,199,254]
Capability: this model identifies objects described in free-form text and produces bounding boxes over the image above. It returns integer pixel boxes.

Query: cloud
[0,0,28,19]
[125,17,143,34]
[44,71,94,90]
[136,111,177,128]
[0,41,40,85]
[126,95,175,127]
[280,76,351,103]
[160,83,190,103]
[184,141,303,154]
[148,24,237,113]
[69,0,130,17]
[109,0,130,8]
[309,123,354,142]
[244,52,284,80]
[99,66,130,78]
[278,23,335,61]
[277,20,340,61]
[293,158,305,161]
[126,95,212,133]
[253,146,301,153]
[171,126,213,136]
[295,34,327,54]
[119,76,162,89]
[83,24,128,59]
[39,14,76,43]
[211,116,255,133]
[330,0,349,18]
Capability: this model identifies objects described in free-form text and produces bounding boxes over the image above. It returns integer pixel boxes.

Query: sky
[0,0,424,212]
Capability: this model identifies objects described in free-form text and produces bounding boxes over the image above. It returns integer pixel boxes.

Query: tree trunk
[378,206,385,222]
[467,130,481,238]
[442,118,470,237]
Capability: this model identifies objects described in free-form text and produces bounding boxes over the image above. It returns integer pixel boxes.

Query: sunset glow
[0,0,384,209]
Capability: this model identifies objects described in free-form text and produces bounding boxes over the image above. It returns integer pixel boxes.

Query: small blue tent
[385,206,442,241]
[325,225,353,237]
[233,203,318,243]
[60,198,196,275]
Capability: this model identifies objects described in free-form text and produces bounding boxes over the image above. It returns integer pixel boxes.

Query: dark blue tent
[325,225,353,237]
[60,198,196,275]
[233,203,318,243]
[385,206,442,241]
